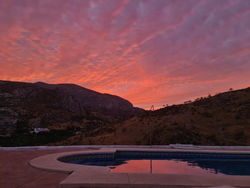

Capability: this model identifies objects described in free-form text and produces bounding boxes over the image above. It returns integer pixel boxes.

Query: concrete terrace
[1,145,250,188]
[0,147,94,188]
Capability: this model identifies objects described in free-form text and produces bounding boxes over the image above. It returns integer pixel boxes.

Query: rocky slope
[77,87,250,146]
[1,80,249,146]
[0,80,143,134]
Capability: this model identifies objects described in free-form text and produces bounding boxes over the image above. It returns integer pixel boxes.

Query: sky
[0,0,250,109]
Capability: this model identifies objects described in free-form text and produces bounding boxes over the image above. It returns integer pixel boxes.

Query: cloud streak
[0,0,250,109]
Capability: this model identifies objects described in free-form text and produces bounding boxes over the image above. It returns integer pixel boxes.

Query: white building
[33,128,50,134]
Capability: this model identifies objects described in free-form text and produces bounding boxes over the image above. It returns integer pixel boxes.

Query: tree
[15,120,29,134]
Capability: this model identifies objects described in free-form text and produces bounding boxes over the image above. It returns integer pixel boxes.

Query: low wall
[2,144,250,151]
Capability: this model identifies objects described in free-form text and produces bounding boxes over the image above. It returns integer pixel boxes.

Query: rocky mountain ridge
[0,80,143,133]
[77,86,250,146]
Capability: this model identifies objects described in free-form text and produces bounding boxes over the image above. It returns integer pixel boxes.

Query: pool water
[109,159,221,175]
[66,152,250,176]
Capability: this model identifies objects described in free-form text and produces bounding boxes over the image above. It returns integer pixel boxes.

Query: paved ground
[0,147,247,188]
[0,149,91,188]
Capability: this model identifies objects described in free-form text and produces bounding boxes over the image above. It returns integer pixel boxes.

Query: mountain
[76,87,250,146]
[0,80,144,146]
[1,80,250,146]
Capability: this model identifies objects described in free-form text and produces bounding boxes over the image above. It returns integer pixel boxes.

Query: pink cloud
[0,0,250,109]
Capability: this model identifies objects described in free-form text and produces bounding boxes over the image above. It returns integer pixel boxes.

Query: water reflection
[188,160,250,175]
[110,159,222,175]
[69,153,250,176]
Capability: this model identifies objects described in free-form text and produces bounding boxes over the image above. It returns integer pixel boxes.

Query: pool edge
[29,148,250,188]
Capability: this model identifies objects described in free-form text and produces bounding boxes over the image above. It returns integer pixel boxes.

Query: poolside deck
[1,146,250,188]
[0,148,91,188]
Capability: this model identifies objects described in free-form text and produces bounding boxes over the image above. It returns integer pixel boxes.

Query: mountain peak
[0,80,144,133]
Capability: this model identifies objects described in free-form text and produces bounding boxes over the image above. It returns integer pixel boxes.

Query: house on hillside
[31,128,50,134]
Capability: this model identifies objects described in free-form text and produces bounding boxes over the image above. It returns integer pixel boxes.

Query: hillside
[0,80,143,146]
[1,80,250,146]
[75,87,250,146]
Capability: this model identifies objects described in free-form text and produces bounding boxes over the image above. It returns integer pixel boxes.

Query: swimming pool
[63,150,250,176]
[30,148,250,187]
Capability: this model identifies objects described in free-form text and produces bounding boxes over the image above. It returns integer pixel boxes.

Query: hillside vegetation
[0,80,143,146]
[75,87,250,146]
[1,80,249,146]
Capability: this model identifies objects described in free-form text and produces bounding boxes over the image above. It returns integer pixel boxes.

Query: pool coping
[4,144,250,151]
[29,148,250,188]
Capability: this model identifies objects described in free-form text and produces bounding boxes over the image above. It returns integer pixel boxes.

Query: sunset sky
[0,0,250,109]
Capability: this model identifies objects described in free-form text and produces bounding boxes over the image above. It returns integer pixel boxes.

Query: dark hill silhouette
[1,80,250,146]
[77,87,250,146]
[0,80,144,144]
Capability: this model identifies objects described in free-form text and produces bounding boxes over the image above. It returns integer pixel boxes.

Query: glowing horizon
[0,0,250,109]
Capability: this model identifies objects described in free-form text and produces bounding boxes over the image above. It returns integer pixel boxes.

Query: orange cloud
[0,0,250,109]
